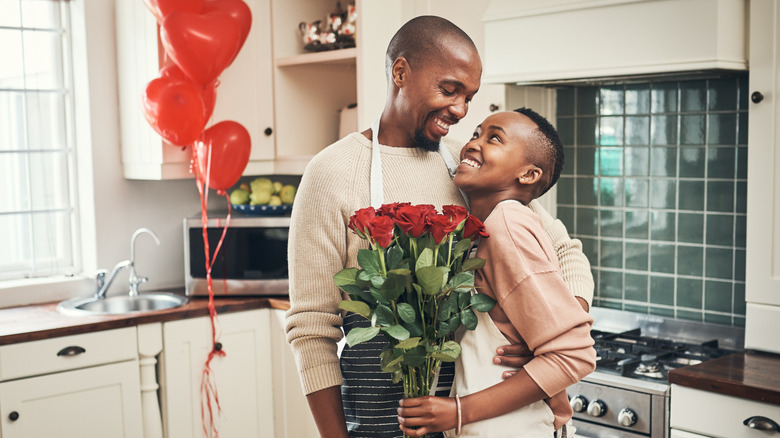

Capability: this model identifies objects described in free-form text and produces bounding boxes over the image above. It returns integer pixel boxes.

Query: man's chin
[414,131,441,152]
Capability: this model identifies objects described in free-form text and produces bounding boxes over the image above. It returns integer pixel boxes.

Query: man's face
[454,111,539,195]
[400,43,482,151]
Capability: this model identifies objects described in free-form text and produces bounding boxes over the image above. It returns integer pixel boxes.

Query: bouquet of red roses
[333,203,496,423]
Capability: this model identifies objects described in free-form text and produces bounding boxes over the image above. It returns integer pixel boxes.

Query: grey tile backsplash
[555,75,748,327]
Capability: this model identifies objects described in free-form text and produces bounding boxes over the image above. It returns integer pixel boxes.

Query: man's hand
[495,297,590,379]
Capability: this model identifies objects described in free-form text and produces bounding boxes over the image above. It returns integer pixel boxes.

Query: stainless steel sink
[57,293,188,316]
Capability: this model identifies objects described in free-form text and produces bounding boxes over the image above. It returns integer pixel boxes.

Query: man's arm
[307,387,349,438]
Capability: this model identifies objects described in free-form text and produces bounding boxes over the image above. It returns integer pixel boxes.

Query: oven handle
[743,416,779,433]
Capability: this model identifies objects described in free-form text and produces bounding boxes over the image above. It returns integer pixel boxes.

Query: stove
[568,308,744,438]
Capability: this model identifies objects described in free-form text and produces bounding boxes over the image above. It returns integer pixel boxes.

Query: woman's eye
[490,134,501,142]
[470,132,479,140]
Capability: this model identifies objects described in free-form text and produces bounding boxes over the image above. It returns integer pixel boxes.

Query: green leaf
[338,300,370,318]
[461,308,478,330]
[345,326,380,347]
[430,340,462,362]
[403,320,423,337]
[394,336,420,350]
[382,324,410,341]
[371,275,385,289]
[379,273,406,301]
[457,291,471,310]
[357,269,374,283]
[415,247,435,271]
[369,287,388,304]
[374,304,395,326]
[447,272,475,293]
[471,293,497,312]
[416,266,447,295]
[462,257,486,272]
[333,268,359,286]
[396,302,416,324]
[437,297,453,320]
[452,238,472,259]
[380,349,403,373]
[337,284,363,297]
[387,268,411,277]
[358,249,381,274]
[386,245,404,270]
[403,346,427,367]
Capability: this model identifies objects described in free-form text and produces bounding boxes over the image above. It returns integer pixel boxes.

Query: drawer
[0,327,138,380]
[671,385,780,438]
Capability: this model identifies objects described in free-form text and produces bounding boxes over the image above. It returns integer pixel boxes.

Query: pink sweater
[474,201,597,429]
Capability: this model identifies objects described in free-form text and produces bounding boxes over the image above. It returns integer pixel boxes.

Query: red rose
[427,213,459,245]
[367,215,395,248]
[348,207,376,238]
[377,202,410,220]
[395,204,436,237]
[463,215,490,240]
[442,205,468,229]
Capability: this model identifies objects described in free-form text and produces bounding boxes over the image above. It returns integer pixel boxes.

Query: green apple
[250,177,273,195]
[272,181,283,195]
[229,188,250,205]
[280,185,297,204]
[250,190,272,205]
[269,195,282,206]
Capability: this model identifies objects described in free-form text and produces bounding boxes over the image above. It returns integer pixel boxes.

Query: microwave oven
[183,216,289,296]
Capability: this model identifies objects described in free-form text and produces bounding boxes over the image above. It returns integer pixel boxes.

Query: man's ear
[518,167,543,185]
[391,57,410,88]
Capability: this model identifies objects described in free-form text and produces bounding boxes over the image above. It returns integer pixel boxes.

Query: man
[286,16,594,437]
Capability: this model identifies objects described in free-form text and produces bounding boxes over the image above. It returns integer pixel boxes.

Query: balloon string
[191,143,230,438]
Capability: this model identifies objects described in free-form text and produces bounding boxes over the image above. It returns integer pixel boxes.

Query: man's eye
[441,87,455,96]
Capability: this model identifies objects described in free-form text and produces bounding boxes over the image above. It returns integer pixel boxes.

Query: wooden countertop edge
[0,296,290,345]
[668,351,780,406]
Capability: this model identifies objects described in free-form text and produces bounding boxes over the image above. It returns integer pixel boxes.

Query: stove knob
[587,399,607,417]
[570,395,588,413]
[618,408,637,427]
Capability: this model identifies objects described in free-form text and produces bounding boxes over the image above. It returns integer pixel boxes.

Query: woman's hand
[397,395,457,437]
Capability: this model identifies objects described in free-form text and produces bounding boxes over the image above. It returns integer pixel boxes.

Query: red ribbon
[191,142,230,437]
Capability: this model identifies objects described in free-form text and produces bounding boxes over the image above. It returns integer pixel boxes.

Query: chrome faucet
[95,260,131,299]
[128,227,161,296]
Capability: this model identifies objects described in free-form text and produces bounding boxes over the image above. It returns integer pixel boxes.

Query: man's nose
[450,98,468,120]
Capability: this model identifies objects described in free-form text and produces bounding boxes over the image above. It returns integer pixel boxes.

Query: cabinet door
[160,309,274,438]
[745,0,780,352]
[269,309,318,437]
[115,0,276,180]
[0,360,143,438]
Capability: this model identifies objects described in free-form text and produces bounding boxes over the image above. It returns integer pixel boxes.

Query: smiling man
[286,16,594,438]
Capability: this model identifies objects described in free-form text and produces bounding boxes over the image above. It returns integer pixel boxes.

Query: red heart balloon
[159,62,218,124]
[144,0,204,24]
[202,0,252,66]
[142,75,206,146]
[194,121,251,191]
[160,11,241,87]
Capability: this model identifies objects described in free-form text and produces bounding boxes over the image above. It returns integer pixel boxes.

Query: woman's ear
[391,57,410,88]
[518,167,543,185]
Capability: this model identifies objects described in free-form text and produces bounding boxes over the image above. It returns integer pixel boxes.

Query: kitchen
[0,0,778,437]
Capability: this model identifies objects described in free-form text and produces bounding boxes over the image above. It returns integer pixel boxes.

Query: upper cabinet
[481,0,749,84]
[745,0,780,355]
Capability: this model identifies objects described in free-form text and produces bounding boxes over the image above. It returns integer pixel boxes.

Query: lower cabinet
[159,308,275,437]
[671,384,780,438]
[0,328,143,438]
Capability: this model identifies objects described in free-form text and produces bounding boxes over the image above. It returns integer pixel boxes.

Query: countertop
[0,295,290,346]
[668,350,780,406]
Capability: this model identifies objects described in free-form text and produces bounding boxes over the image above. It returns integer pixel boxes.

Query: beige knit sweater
[285,132,594,395]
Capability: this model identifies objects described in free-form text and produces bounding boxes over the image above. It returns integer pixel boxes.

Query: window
[0,0,80,281]
[556,76,749,327]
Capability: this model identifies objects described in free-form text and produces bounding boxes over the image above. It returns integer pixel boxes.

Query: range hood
[482,0,748,85]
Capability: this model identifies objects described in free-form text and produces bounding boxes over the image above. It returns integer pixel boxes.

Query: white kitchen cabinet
[670,384,780,438]
[159,309,275,438]
[115,0,276,179]
[0,328,143,438]
[745,0,780,354]
[269,308,318,437]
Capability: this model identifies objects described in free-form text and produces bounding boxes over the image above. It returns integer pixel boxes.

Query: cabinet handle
[751,91,764,103]
[743,416,779,432]
[264,127,273,136]
[489,103,500,112]
[215,342,223,351]
[56,345,86,357]
[9,411,19,422]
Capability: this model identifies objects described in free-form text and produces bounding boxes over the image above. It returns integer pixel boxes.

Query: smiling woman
[0,0,80,281]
